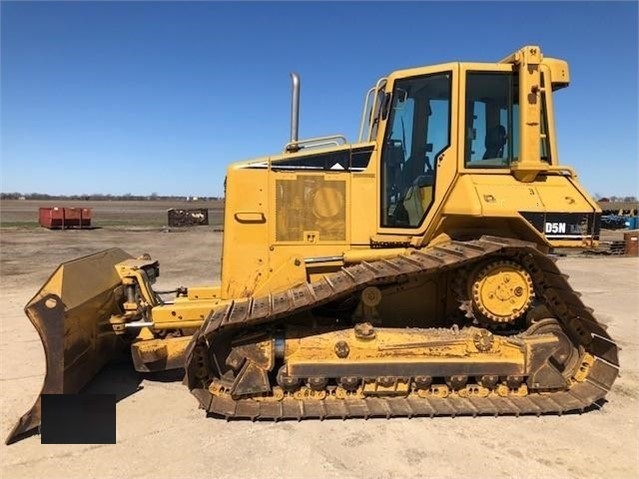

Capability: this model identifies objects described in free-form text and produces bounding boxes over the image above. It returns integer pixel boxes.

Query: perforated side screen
[275,175,346,242]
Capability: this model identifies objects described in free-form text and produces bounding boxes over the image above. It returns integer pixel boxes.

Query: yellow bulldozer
[7,45,619,444]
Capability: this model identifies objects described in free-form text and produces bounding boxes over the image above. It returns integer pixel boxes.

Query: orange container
[39,207,92,229]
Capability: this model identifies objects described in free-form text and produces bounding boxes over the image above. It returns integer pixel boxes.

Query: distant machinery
[598,201,638,230]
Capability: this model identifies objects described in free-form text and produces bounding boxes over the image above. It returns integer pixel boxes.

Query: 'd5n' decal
[545,222,567,234]
[519,211,601,241]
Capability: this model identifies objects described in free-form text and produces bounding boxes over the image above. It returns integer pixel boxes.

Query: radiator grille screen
[275,175,346,242]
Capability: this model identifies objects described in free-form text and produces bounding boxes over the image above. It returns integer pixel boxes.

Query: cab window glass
[465,71,551,167]
[465,73,516,168]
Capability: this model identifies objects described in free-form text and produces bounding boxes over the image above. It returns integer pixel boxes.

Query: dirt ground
[1,220,638,479]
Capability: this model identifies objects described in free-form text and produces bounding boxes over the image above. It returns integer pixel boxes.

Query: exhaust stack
[287,72,301,152]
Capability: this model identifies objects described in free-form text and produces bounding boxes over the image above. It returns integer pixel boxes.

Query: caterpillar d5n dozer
[7,45,619,444]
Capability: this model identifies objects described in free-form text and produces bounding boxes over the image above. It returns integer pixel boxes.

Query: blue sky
[1,1,637,197]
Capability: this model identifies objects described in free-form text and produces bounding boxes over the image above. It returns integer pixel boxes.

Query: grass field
[0,199,225,228]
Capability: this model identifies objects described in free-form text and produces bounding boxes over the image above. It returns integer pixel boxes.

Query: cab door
[376,63,459,240]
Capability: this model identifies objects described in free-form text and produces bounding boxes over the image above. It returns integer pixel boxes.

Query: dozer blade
[5,248,133,444]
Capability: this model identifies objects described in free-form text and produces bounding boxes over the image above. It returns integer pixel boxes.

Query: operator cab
[378,48,566,232]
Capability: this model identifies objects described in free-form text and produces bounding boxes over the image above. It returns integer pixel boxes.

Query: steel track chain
[184,236,619,419]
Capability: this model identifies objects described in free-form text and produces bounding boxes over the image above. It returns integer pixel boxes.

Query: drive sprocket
[470,260,534,325]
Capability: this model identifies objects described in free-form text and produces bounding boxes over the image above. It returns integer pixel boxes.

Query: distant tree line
[594,195,638,203]
[2,191,634,203]
[0,192,224,201]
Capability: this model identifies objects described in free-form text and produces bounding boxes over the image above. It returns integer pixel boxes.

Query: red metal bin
[39,207,92,229]
[625,231,638,256]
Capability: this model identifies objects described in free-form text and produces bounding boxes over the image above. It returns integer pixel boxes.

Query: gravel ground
[1,226,637,479]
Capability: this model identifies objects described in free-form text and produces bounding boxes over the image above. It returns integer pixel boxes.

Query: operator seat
[402,153,426,194]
